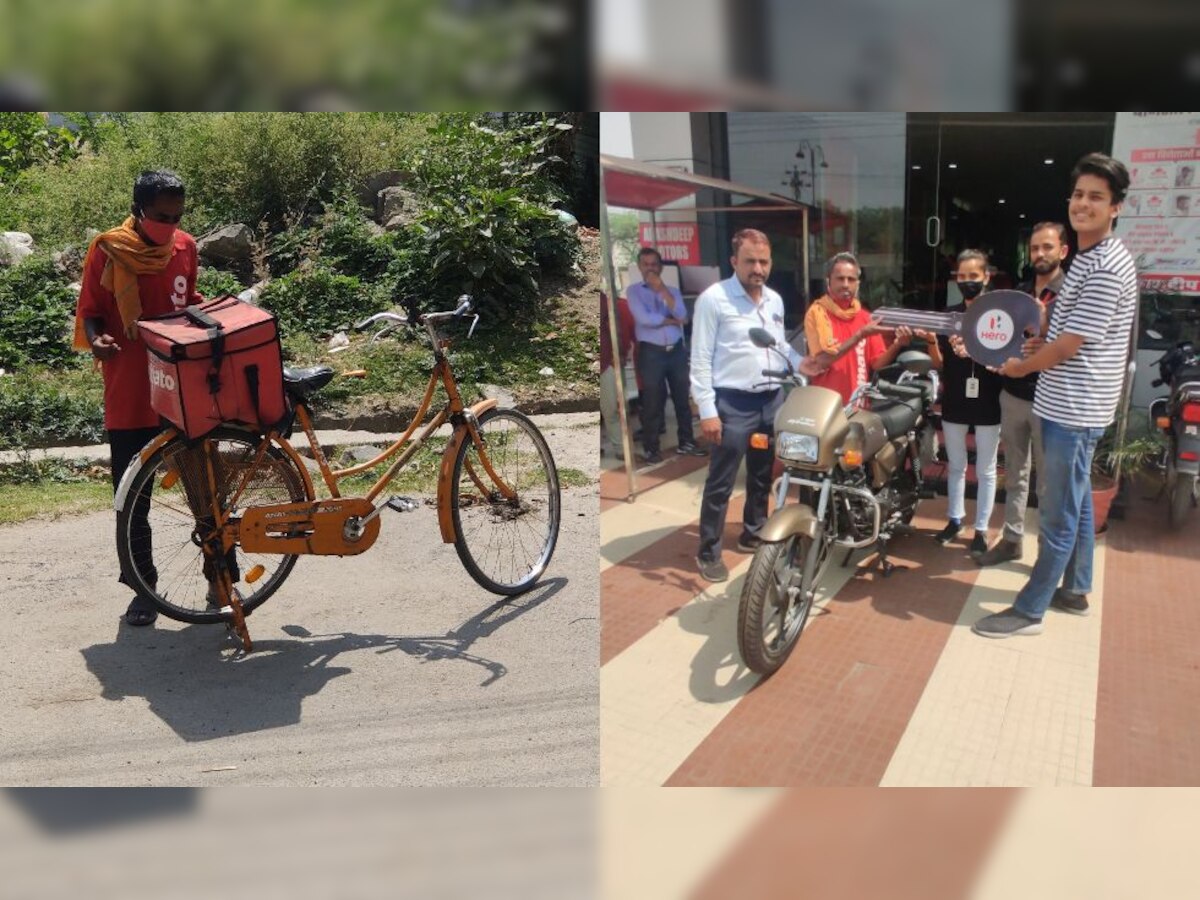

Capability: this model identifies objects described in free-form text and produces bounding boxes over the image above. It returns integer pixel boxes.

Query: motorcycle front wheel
[737,535,815,676]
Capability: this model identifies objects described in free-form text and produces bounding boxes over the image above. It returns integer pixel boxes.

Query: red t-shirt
[75,231,202,430]
[807,305,887,404]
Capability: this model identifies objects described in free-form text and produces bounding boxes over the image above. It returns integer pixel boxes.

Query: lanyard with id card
[965,363,980,399]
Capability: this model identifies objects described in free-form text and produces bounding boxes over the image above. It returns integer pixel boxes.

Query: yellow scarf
[816,294,862,320]
[73,217,175,349]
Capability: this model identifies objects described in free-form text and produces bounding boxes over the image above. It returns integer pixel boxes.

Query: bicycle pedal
[386,495,420,513]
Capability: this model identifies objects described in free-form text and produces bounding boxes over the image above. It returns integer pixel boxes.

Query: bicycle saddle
[282,365,335,399]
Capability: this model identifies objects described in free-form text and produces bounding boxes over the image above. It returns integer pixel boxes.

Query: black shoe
[736,534,763,553]
[677,442,708,457]
[123,598,157,627]
[696,556,729,583]
[934,521,961,544]
[642,450,663,465]
[972,606,1044,638]
[976,538,1022,567]
[1049,588,1090,616]
[969,533,988,557]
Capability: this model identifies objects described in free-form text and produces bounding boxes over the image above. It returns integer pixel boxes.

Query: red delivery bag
[137,295,287,439]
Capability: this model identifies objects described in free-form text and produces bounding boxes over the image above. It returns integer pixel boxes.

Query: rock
[52,245,87,280]
[377,186,420,228]
[358,170,412,209]
[196,224,255,271]
[480,383,516,407]
[328,331,350,351]
[0,232,34,266]
[345,445,384,464]
[538,366,555,377]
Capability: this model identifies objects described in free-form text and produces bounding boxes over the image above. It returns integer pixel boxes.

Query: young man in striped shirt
[974,153,1138,638]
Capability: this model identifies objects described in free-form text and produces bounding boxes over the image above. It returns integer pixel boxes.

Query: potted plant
[1091,429,1166,532]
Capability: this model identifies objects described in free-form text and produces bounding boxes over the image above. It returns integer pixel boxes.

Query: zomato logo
[976,311,1015,350]
[149,366,176,391]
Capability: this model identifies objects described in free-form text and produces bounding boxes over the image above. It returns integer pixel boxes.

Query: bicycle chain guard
[238,497,381,555]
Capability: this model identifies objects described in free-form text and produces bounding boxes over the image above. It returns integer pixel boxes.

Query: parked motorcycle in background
[1147,331,1200,526]
[735,328,939,677]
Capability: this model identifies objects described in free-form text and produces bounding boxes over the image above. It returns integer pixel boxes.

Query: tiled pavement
[600,441,1200,787]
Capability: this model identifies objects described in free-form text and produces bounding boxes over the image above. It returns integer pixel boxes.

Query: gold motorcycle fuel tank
[773,385,849,470]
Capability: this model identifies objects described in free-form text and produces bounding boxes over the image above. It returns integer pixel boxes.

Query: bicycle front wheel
[115,426,309,624]
[450,408,560,595]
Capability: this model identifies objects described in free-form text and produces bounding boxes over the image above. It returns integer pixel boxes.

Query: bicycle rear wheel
[450,408,560,595]
[115,426,309,624]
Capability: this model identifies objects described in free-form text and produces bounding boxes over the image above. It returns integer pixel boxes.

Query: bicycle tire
[115,426,309,624]
[450,408,560,595]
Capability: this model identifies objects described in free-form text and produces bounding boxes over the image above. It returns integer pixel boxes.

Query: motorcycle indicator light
[1157,416,1172,429]
[750,433,770,450]
[1182,403,1200,424]
[842,448,864,468]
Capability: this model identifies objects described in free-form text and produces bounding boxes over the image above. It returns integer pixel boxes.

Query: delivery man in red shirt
[74,170,203,626]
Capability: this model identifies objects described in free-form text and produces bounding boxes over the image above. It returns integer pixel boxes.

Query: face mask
[139,216,177,245]
[958,280,985,300]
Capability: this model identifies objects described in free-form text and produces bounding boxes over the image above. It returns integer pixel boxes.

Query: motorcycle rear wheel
[1168,471,1197,527]
[737,535,815,676]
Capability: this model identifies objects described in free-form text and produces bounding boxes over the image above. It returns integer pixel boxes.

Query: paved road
[0,414,599,785]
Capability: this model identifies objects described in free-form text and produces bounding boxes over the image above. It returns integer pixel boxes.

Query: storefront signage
[1112,112,1200,295]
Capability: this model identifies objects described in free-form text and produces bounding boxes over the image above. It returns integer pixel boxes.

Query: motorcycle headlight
[777,432,819,463]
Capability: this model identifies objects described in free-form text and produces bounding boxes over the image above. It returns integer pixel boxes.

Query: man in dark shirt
[977,222,1069,566]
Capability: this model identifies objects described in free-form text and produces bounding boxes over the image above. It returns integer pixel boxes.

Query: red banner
[638,222,700,264]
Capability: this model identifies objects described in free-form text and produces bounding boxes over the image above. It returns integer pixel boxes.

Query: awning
[601,154,808,213]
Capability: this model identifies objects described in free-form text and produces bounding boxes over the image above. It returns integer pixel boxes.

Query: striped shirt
[1033,235,1138,428]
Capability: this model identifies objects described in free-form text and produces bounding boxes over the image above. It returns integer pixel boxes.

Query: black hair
[1070,152,1130,205]
[1030,221,1068,244]
[637,246,663,264]
[132,170,186,213]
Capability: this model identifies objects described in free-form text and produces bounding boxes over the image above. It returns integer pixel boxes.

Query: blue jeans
[1013,417,1105,620]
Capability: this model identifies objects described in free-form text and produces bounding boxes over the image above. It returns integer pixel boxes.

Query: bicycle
[113,295,561,651]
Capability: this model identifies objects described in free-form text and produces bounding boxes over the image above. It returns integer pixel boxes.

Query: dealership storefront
[607,111,1200,405]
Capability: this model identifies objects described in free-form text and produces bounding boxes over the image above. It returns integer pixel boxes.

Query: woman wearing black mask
[935,249,1004,557]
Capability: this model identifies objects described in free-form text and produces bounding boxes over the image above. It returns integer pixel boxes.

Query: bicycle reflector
[1182,402,1200,424]
[750,433,770,450]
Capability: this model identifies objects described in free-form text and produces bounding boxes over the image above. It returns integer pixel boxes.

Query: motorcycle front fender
[759,504,821,543]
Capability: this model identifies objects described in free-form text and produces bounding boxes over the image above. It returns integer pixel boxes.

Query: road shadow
[79,577,567,742]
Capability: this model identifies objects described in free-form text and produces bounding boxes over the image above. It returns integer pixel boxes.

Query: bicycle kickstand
[214,561,253,652]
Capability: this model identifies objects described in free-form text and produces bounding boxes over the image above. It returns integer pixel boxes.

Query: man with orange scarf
[74,170,203,626]
[803,252,939,404]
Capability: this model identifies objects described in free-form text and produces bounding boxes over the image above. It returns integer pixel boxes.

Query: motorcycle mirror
[897,350,932,375]
[1146,329,1164,340]
[748,327,777,349]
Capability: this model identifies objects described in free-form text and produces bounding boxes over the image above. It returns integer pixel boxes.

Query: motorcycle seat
[870,396,922,439]
[1173,365,1200,388]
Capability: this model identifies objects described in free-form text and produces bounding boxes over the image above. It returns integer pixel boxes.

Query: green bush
[0,362,105,449]
[259,266,388,337]
[2,113,431,247]
[319,199,398,280]
[0,256,79,369]
[196,266,245,299]
[401,115,582,320]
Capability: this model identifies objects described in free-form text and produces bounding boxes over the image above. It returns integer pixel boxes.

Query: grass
[0,481,112,525]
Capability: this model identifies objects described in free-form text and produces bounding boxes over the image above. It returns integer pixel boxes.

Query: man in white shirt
[691,228,825,583]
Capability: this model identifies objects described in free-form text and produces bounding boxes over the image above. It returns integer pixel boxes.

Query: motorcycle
[1147,332,1200,526]
[736,327,939,677]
